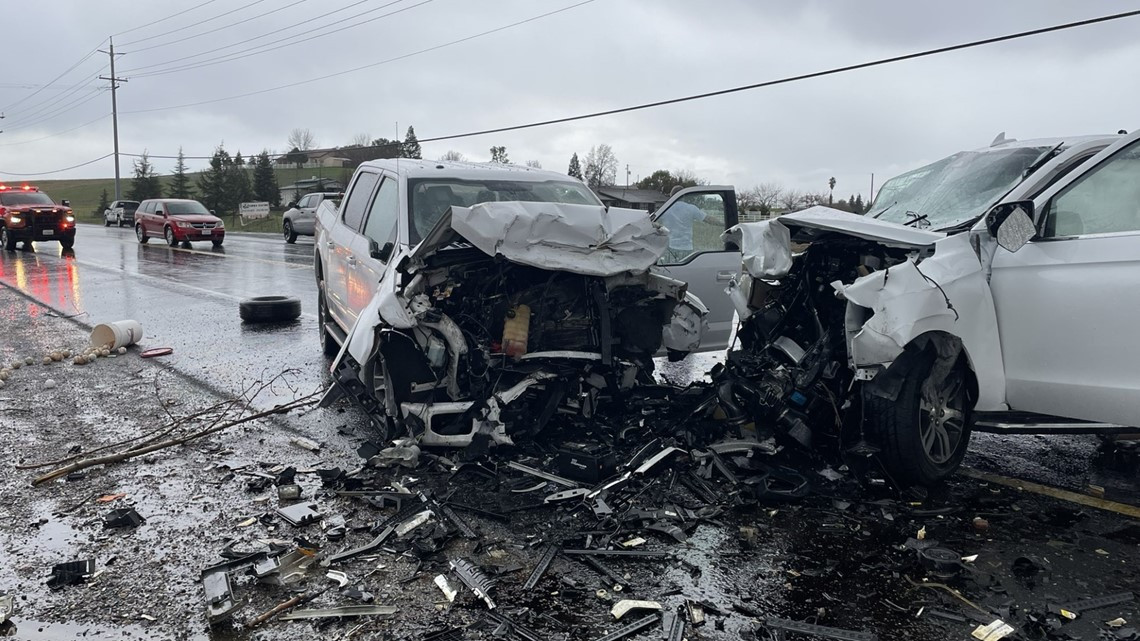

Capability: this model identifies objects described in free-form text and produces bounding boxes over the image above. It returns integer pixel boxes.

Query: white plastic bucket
[90,320,143,350]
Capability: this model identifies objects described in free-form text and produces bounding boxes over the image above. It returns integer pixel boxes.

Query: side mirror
[158,209,166,217]
[287,201,297,209]
[210,210,216,216]
[61,199,70,207]
[370,239,394,263]
[986,200,1035,253]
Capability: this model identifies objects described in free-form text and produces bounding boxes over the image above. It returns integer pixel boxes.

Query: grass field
[25,166,353,223]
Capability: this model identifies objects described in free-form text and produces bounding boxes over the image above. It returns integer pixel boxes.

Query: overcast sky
[1,0,1138,198]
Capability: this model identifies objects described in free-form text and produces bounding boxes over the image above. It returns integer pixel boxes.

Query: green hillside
[26,166,353,220]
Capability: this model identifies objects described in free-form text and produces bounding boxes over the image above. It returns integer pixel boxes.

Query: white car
[314,160,725,444]
[721,130,1139,484]
[103,200,139,228]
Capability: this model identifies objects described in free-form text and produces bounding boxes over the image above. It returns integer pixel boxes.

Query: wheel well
[865,331,977,405]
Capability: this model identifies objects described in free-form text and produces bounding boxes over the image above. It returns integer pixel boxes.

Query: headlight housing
[65,215,75,223]
[9,216,22,224]
[176,221,192,228]
[215,220,224,228]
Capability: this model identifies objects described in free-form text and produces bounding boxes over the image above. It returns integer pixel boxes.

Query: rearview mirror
[370,240,394,263]
[986,200,1035,253]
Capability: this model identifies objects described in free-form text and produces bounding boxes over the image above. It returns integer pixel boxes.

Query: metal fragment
[591,614,660,641]
[545,488,590,503]
[506,461,580,488]
[278,604,397,620]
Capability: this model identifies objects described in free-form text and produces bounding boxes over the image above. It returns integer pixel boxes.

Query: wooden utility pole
[98,37,127,200]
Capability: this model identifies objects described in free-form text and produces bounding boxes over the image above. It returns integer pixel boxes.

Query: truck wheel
[1,227,15,251]
[136,224,149,244]
[239,295,302,323]
[104,217,112,227]
[117,216,126,228]
[317,279,339,357]
[60,237,75,250]
[165,226,178,246]
[864,352,971,486]
[283,221,298,244]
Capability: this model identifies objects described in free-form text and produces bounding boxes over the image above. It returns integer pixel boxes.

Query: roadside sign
[239,202,270,220]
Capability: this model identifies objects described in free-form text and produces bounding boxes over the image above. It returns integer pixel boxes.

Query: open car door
[651,185,740,351]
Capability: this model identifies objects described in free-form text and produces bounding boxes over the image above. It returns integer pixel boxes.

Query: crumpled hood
[410,202,668,277]
[724,206,946,279]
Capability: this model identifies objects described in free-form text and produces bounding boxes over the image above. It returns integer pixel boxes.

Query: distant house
[274,148,354,169]
[279,178,345,205]
[592,187,669,213]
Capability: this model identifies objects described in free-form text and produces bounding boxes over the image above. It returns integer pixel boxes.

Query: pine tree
[225,153,252,208]
[490,146,509,163]
[127,151,163,201]
[567,153,582,179]
[93,188,110,218]
[196,146,230,214]
[253,150,280,207]
[401,126,422,159]
[169,148,193,199]
[233,152,245,167]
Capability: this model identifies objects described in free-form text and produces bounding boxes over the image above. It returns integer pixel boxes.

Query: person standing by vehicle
[659,185,721,262]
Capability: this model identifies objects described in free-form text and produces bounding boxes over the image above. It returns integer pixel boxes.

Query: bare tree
[349,132,371,148]
[778,189,803,212]
[524,159,542,169]
[753,182,783,211]
[287,128,317,151]
[672,168,704,187]
[583,144,618,188]
[439,150,467,162]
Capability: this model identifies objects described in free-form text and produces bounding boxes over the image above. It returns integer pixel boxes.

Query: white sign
[239,201,270,220]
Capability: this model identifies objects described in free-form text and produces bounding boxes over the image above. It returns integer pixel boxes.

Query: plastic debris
[276,503,321,527]
[103,507,145,529]
[611,599,662,620]
[972,619,1015,641]
[47,559,94,590]
[449,558,496,609]
[289,436,321,452]
[434,575,457,602]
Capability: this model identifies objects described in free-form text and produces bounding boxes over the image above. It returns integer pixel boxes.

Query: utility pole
[98,37,127,200]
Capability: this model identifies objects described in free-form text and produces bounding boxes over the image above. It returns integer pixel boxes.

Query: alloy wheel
[918,374,966,464]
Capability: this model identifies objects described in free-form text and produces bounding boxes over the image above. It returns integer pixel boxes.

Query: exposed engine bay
[327,201,708,448]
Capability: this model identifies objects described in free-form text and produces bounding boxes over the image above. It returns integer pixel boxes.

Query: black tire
[239,295,302,323]
[104,217,111,227]
[136,224,148,244]
[864,351,971,486]
[212,239,224,248]
[117,216,126,228]
[317,279,339,357]
[165,226,178,246]
[60,237,75,250]
[1,227,16,251]
[283,221,297,244]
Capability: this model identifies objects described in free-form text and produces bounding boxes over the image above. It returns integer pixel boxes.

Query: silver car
[282,192,342,243]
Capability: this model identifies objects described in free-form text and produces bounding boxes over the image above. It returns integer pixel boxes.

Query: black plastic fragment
[485,611,544,641]
[591,614,660,641]
[764,617,877,641]
[578,555,630,592]
[522,543,559,590]
[437,502,478,539]
[103,507,144,529]
[563,549,669,559]
[450,558,496,609]
[663,608,685,641]
[1059,591,1135,615]
[46,559,94,590]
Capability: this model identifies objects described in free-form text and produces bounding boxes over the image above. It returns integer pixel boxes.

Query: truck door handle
[346,256,357,266]
[716,270,736,281]
[326,241,335,248]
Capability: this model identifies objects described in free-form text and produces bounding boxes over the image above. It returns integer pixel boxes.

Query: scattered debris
[971,619,1015,641]
[277,604,398,621]
[103,507,144,529]
[276,502,321,527]
[289,436,321,452]
[450,558,496,609]
[591,614,661,641]
[46,559,94,590]
[611,599,662,620]
[434,575,458,603]
[764,617,878,641]
[0,591,13,625]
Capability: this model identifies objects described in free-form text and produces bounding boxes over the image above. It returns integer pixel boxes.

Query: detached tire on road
[239,295,302,323]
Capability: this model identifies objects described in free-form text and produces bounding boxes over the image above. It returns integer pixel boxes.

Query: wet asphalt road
[0,223,330,405]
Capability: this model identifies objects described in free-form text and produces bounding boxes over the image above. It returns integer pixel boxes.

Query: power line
[0,153,115,177]
[0,114,110,147]
[120,0,310,55]
[117,0,270,47]
[0,42,105,113]
[121,0,598,114]
[124,0,427,78]
[3,67,108,123]
[3,88,108,133]
[113,0,220,37]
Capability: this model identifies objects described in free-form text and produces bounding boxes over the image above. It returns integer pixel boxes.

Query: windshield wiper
[869,201,896,219]
[903,211,929,228]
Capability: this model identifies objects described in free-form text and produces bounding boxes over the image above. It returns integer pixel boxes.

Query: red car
[134,198,225,248]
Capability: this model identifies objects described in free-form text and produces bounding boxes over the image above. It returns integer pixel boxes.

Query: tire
[317,279,339,357]
[239,295,302,323]
[117,216,125,228]
[2,227,16,251]
[60,237,75,250]
[104,217,111,227]
[864,350,971,486]
[136,224,148,244]
[212,239,224,248]
[165,226,178,246]
[283,221,297,244]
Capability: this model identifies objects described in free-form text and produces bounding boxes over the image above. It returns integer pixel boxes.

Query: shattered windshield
[866,145,1053,230]
[408,178,600,243]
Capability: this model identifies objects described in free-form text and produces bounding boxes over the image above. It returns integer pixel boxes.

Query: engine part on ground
[239,295,302,323]
[919,547,964,578]
[556,441,617,483]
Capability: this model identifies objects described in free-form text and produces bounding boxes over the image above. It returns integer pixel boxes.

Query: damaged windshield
[408,178,600,243]
[866,145,1053,230]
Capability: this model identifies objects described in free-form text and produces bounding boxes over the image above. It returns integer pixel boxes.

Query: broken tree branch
[32,393,320,486]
